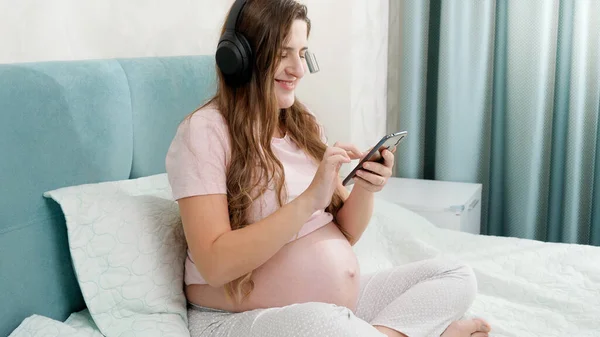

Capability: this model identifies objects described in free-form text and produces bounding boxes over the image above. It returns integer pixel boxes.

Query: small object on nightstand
[373,177,482,235]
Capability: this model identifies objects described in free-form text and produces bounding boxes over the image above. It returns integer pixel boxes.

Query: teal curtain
[387,0,600,245]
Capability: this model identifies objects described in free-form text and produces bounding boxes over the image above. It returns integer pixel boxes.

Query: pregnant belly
[186,221,361,312]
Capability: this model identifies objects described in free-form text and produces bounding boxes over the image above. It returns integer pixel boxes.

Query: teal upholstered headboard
[0,56,216,336]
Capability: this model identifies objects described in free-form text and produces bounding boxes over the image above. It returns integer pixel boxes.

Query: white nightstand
[373,177,482,235]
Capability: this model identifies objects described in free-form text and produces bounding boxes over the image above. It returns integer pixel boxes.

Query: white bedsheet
[8,309,103,337]
[354,197,600,337]
[10,197,600,337]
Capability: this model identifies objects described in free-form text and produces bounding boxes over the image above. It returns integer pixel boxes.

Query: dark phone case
[342,131,407,186]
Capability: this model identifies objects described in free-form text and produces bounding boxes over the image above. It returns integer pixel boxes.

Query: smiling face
[274,19,309,109]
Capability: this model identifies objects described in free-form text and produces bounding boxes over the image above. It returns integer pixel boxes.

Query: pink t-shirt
[165,105,333,285]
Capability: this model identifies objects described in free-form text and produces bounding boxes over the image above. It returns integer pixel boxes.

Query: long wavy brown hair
[192,0,350,304]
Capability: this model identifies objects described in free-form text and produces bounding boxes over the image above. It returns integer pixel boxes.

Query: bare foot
[441,318,491,337]
[374,325,408,337]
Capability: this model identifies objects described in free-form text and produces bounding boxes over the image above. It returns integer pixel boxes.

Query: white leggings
[187,258,478,337]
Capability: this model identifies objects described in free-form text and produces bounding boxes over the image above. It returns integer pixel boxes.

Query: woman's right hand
[303,146,352,212]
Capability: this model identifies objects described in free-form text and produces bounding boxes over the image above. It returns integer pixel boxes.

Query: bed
[1,56,599,337]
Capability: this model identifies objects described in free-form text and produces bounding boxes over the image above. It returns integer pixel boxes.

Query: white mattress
[10,197,600,337]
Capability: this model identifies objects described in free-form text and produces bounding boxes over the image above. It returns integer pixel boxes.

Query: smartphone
[342,131,407,186]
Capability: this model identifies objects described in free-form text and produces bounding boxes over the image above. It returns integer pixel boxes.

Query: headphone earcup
[236,33,254,83]
[216,32,253,86]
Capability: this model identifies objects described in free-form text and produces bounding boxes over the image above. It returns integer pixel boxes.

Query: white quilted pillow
[44,174,189,337]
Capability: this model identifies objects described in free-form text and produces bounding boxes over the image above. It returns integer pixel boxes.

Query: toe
[442,318,492,337]
[471,333,489,337]
[472,318,491,332]
[458,318,491,334]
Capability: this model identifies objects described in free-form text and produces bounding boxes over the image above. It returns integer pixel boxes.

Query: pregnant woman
[165,0,492,336]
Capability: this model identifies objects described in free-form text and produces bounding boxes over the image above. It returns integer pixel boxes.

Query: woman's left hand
[354,148,395,193]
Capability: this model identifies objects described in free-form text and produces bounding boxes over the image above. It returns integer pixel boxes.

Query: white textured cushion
[44,174,189,337]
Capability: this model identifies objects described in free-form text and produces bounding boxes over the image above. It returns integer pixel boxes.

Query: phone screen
[342,131,407,186]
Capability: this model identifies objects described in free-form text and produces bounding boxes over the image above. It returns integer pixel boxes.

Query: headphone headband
[225,0,248,31]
